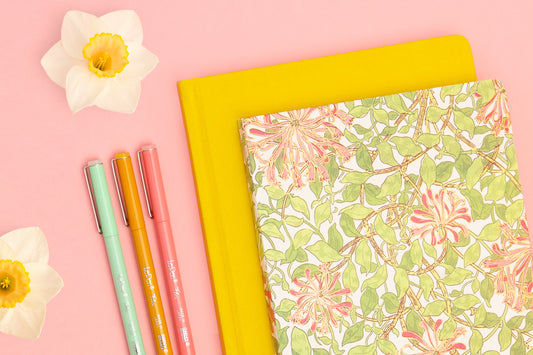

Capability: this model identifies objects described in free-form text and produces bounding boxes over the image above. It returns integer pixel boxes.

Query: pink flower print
[475,80,511,135]
[244,108,352,187]
[483,220,533,311]
[289,264,352,335]
[318,104,354,126]
[400,319,466,355]
[410,189,472,246]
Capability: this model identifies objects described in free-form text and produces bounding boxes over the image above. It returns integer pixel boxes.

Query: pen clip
[83,165,102,234]
[111,158,129,226]
[137,149,153,218]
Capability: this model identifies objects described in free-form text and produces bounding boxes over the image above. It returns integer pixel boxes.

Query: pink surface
[1,1,533,354]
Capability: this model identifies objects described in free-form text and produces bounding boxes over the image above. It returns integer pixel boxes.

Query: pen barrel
[140,146,196,354]
[140,147,170,222]
[87,162,146,355]
[89,163,119,236]
[132,228,173,355]
[156,221,195,355]
[114,153,173,355]
[105,235,146,355]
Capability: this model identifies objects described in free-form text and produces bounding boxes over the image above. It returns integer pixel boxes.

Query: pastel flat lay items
[84,161,146,355]
[239,80,531,354]
[178,35,477,354]
[112,153,173,355]
[138,145,196,355]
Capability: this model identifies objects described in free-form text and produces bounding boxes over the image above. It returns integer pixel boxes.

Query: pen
[137,144,196,355]
[112,153,173,355]
[83,160,146,355]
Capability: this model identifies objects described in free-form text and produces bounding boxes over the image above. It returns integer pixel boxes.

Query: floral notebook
[239,80,533,354]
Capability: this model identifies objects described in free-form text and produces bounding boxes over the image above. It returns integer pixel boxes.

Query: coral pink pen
[137,144,196,355]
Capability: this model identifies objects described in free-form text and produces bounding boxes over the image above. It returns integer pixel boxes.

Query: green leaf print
[347,343,377,355]
[341,204,373,219]
[394,268,409,298]
[342,321,365,345]
[420,155,436,187]
[360,288,378,317]
[479,134,503,152]
[355,240,372,272]
[382,293,400,313]
[440,83,463,100]
[426,106,448,123]
[476,222,501,241]
[377,173,402,197]
[265,185,285,200]
[342,261,359,292]
[307,241,343,262]
[291,327,311,355]
[314,200,331,227]
[464,242,481,266]
[361,265,387,290]
[384,94,409,113]
[341,171,372,184]
[293,229,314,249]
[469,329,483,355]
[442,268,472,285]
[454,110,475,138]
[423,300,446,316]
[390,136,422,156]
[377,338,396,355]
[291,196,310,219]
[416,133,440,147]
[372,108,389,124]
[356,146,373,172]
[485,174,506,201]
[453,294,480,309]
[505,199,524,224]
[442,135,461,158]
[374,215,397,244]
[466,157,485,189]
[376,141,398,166]
[480,277,495,306]
[511,333,526,354]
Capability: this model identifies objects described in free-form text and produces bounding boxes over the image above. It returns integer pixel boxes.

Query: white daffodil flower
[41,10,159,114]
[0,227,63,339]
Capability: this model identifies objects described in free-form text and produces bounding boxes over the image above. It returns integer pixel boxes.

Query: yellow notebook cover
[178,35,477,355]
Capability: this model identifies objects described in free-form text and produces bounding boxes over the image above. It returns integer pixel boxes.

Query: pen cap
[113,153,147,231]
[86,161,119,237]
[139,145,170,223]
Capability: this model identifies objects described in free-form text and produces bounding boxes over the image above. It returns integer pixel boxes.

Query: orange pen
[112,152,173,355]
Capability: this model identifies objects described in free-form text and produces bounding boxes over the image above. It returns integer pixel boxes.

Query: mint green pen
[84,160,146,355]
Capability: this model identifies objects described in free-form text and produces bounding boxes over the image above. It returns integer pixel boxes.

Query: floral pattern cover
[239,80,533,354]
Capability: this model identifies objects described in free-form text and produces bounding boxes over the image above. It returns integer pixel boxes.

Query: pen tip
[87,160,103,167]
[140,144,157,151]
[115,152,131,159]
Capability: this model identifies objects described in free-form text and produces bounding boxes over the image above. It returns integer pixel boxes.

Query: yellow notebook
[178,35,477,355]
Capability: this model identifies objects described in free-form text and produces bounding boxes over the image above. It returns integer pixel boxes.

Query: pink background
[1,1,533,354]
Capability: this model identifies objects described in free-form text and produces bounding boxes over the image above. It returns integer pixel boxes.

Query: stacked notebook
[240,79,531,354]
[178,35,478,354]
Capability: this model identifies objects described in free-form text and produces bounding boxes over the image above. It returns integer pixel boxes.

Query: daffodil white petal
[0,240,15,260]
[100,10,143,45]
[120,44,159,80]
[0,308,8,323]
[23,263,64,304]
[41,41,85,88]
[95,78,141,114]
[66,65,107,113]
[1,227,48,264]
[0,300,46,339]
[61,11,109,60]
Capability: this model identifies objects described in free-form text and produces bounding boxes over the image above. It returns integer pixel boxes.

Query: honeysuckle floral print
[240,80,531,354]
